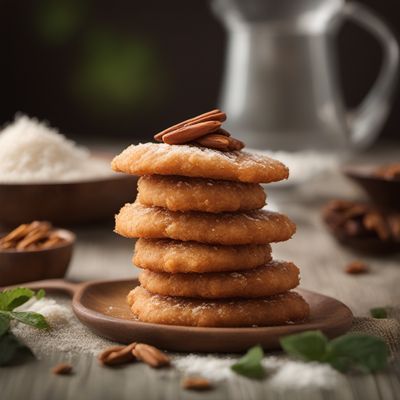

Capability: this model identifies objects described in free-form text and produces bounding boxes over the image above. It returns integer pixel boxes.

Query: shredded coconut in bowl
[0,115,112,183]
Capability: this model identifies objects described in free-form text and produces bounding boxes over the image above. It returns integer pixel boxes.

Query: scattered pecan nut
[132,343,170,368]
[52,363,73,375]
[345,260,369,274]
[98,343,136,366]
[181,376,213,391]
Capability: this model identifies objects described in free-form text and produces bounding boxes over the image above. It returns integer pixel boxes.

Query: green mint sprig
[231,345,265,379]
[0,287,49,366]
[280,330,389,373]
[370,307,388,319]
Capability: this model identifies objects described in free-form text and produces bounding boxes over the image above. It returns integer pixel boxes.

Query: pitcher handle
[340,2,399,149]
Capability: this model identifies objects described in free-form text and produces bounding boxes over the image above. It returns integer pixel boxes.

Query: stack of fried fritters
[112,111,309,327]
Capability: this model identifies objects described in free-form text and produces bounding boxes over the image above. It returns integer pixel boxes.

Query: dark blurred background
[2,0,399,142]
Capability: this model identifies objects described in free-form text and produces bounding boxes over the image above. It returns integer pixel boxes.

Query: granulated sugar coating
[0,115,111,183]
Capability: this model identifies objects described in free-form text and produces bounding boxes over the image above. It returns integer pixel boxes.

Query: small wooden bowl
[0,229,75,286]
[343,164,400,211]
[0,174,137,227]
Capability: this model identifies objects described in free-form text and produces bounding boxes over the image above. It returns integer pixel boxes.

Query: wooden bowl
[0,174,137,227]
[0,229,75,286]
[343,164,400,211]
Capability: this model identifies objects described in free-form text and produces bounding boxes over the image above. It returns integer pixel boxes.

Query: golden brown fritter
[127,287,309,327]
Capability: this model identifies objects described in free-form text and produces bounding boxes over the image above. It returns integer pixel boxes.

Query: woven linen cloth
[351,317,400,355]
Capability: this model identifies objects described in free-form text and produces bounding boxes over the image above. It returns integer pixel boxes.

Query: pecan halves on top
[154,109,226,141]
[195,133,244,151]
[162,121,222,145]
[153,109,245,151]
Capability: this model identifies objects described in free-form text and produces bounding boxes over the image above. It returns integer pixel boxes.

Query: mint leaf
[370,307,387,319]
[9,311,49,329]
[0,331,32,366]
[280,330,389,374]
[280,330,328,362]
[231,345,265,379]
[327,334,388,373]
[0,288,35,311]
[0,313,10,336]
[35,289,46,300]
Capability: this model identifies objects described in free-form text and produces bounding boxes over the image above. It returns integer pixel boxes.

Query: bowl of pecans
[0,221,75,286]
[323,199,400,254]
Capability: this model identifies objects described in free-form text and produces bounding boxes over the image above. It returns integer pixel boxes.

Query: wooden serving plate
[11,278,354,353]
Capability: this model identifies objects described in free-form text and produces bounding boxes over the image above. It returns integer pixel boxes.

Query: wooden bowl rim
[342,164,400,184]
[0,172,135,188]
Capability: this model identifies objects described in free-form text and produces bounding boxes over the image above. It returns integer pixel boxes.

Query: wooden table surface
[1,146,400,399]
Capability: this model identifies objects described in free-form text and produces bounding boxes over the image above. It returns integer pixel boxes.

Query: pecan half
[153,109,245,151]
[52,363,73,375]
[16,230,50,250]
[154,109,224,141]
[181,376,213,391]
[345,260,369,274]
[98,343,137,366]
[364,212,390,241]
[41,237,64,249]
[162,121,221,145]
[195,134,244,151]
[226,136,245,151]
[0,221,65,251]
[0,224,31,243]
[195,133,231,150]
[132,343,170,368]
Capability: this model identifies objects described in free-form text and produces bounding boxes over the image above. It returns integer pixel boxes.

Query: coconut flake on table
[174,354,343,390]
[0,115,112,183]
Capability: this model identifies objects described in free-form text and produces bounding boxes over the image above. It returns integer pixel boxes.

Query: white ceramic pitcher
[213,0,399,152]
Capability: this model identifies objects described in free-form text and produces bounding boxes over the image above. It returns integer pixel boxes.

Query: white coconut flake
[174,354,342,389]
